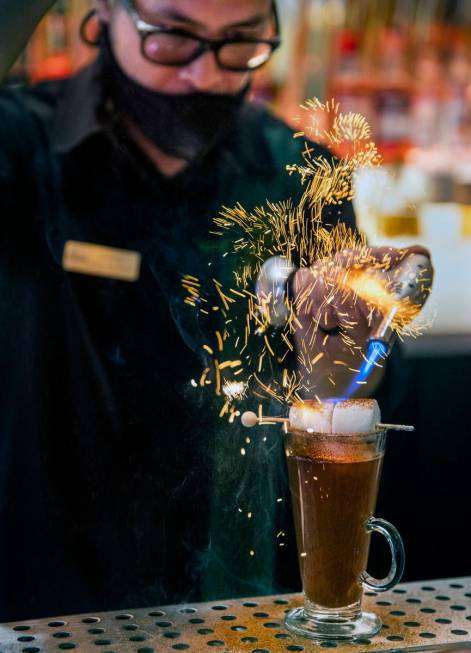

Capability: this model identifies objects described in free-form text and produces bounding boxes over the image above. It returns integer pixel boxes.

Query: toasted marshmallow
[289,400,335,433]
[331,399,381,434]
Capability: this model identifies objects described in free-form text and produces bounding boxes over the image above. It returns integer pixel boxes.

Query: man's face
[96,0,273,95]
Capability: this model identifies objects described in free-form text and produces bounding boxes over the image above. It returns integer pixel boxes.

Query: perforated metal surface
[1,577,470,653]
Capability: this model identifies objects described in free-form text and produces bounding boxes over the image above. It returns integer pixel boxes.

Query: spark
[219,360,242,370]
[199,368,210,387]
[214,360,221,395]
[181,97,431,417]
[219,402,229,418]
[263,335,275,357]
[222,381,246,401]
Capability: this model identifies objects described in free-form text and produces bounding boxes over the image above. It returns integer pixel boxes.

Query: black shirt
[0,59,355,622]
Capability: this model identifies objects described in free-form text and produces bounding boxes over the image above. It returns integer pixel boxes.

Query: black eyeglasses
[120,0,281,72]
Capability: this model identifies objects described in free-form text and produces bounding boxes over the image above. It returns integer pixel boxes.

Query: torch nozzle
[367,252,433,350]
[346,252,433,396]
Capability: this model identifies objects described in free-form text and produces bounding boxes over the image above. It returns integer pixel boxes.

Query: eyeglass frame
[119,0,281,72]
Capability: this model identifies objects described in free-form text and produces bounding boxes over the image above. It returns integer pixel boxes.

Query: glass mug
[283,427,405,640]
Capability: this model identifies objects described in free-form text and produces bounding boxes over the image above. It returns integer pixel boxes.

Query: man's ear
[95,0,112,23]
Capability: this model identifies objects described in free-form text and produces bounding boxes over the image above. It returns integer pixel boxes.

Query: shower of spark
[182,99,430,416]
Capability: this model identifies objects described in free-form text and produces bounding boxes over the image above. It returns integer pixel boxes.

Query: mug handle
[361,516,406,592]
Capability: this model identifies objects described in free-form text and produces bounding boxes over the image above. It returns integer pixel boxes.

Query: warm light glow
[222,381,247,401]
[182,98,430,417]
[343,269,421,328]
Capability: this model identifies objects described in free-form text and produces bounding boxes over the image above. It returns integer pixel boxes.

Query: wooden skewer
[241,412,288,428]
[241,412,415,433]
[377,423,415,432]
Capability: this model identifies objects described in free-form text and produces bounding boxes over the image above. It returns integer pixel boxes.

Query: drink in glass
[284,426,404,640]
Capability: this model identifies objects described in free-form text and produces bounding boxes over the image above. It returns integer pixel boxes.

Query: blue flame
[345,340,389,398]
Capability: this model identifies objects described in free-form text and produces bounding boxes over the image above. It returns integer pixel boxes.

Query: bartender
[0,0,427,622]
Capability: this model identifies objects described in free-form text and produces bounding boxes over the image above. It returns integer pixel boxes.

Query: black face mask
[98,28,249,163]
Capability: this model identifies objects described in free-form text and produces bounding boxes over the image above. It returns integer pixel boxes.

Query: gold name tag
[62,240,141,282]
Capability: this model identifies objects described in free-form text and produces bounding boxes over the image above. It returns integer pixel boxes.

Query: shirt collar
[52,57,105,154]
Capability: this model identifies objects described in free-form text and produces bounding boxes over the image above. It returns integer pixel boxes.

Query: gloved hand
[290,245,433,399]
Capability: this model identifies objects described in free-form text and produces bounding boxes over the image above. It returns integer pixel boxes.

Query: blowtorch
[256,251,434,388]
[348,252,434,391]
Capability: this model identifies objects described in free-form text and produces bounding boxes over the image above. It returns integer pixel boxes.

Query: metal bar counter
[1,577,470,653]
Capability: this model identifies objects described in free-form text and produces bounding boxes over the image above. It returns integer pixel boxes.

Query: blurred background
[6,0,470,581]
[7,0,471,336]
